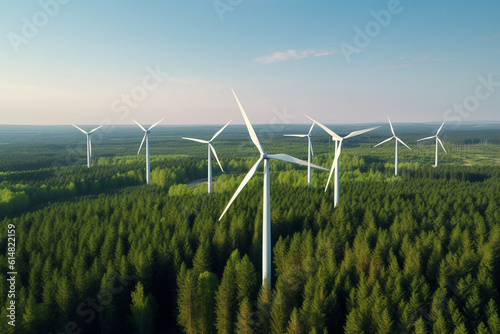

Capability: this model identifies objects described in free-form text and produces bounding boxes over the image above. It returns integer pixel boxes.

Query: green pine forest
[0,123,499,333]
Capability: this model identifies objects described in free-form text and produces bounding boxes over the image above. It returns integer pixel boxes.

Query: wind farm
[182,120,231,193]
[134,118,164,185]
[284,121,316,187]
[418,121,447,167]
[71,124,103,168]
[1,1,499,334]
[373,117,412,176]
[305,115,379,207]
[219,90,328,285]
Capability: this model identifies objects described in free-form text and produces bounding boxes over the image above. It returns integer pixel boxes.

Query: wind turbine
[373,117,411,176]
[219,90,328,285]
[182,120,232,193]
[417,121,446,167]
[72,124,103,168]
[134,118,164,185]
[305,115,379,208]
[283,122,316,187]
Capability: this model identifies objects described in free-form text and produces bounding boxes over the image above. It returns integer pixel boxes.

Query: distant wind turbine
[220,90,328,285]
[417,121,446,167]
[373,117,411,176]
[72,124,103,168]
[284,122,316,187]
[134,118,164,185]
[182,120,232,193]
[305,115,379,207]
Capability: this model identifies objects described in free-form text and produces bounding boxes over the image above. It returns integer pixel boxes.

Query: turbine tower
[284,122,316,187]
[305,115,379,207]
[373,117,411,176]
[182,120,232,193]
[72,124,103,168]
[219,90,328,286]
[417,121,446,167]
[134,118,164,185]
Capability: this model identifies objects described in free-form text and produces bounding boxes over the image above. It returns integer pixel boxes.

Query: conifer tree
[22,292,40,333]
[235,254,258,304]
[270,290,288,334]
[129,281,158,334]
[178,270,198,334]
[197,271,218,334]
[286,308,302,334]
[215,251,240,334]
[235,297,255,334]
[257,279,272,334]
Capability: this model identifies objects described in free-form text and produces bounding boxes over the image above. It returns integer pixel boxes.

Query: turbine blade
[89,135,92,158]
[308,122,315,136]
[210,144,224,172]
[232,89,264,155]
[267,154,328,171]
[304,115,342,140]
[325,159,336,192]
[325,142,343,191]
[343,126,380,139]
[396,137,412,150]
[147,118,164,131]
[137,133,147,155]
[417,135,435,142]
[89,124,103,134]
[283,134,308,138]
[182,137,209,144]
[133,120,146,132]
[72,124,88,134]
[373,136,394,148]
[437,137,447,153]
[310,140,314,157]
[210,120,232,141]
[219,157,263,220]
[436,121,445,135]
[388,117,395,136]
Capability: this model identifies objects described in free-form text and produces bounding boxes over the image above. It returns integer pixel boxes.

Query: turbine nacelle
[72,124,103,168]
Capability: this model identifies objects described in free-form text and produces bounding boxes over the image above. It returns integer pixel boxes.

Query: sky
[0,0,499,126]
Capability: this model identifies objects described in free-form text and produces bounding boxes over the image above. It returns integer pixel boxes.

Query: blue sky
[0,0,499,125]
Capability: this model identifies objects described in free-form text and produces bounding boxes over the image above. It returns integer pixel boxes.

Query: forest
[0,123,499,333]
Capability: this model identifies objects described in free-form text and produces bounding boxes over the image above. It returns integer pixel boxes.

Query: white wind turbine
[134,118,164,185]
[305,115,379,208]
[417,121,446,167]
[283,122,316,187]
[219,90,328,285]
[182,120,232,193]
[373,117,411,176]
[72,124,103,168]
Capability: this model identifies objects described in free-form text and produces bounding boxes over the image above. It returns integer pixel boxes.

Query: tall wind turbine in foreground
[373,117,411,176]
[134,118,164,185]
[305,115,379,208]
[219,90,328,285]
[182,120,232,193]
[417,121,446,167]
[284,122,316,187]
[72,124,103,168]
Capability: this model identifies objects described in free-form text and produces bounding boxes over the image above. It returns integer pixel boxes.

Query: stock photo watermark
[7,0,72,54]
[51,64,168,179]
[213,0,243,21]
[50,271,135,334]
[258,106,297,142]
[111,65,169,121]
[443,73,500,127]
[340,0,405,64]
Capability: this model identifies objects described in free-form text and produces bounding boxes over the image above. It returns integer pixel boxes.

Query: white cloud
[254,49,335,64]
